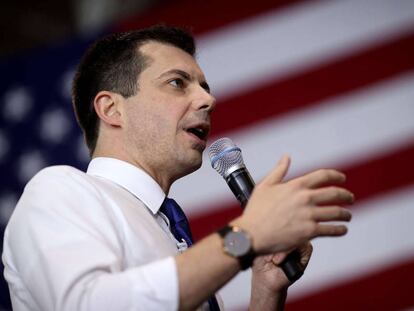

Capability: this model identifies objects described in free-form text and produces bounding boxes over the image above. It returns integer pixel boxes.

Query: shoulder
[17,165,105,214]
[30,165,87,183]
[8,165,112,235]
[26,165,99,193]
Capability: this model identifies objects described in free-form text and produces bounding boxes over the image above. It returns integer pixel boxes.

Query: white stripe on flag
[197,0,414,100]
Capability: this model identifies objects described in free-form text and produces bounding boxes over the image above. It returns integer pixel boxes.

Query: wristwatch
[217,225,256,270]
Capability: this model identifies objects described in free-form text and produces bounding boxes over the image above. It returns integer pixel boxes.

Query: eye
[168,78,186,89]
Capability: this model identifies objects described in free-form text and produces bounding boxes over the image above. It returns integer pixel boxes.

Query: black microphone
[208,137,303,283]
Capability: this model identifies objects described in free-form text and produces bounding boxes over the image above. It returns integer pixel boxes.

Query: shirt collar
[86,157,166,214]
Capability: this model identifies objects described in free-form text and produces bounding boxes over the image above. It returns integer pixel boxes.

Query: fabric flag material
[1,0,413,310]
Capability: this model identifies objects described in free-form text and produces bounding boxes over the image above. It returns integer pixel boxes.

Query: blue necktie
[160,198,220,311]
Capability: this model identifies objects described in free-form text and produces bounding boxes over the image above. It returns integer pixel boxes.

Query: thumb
[271,252,288,265]
[264,155,291,184]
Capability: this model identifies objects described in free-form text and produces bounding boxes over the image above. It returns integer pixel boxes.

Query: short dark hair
[72,25,196,154]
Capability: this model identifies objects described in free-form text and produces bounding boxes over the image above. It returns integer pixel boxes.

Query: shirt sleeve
[3,166,179,311]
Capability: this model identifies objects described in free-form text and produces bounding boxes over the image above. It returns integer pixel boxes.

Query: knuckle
[329,186,341,197]
[323,226,335,236]
[298,190,312,205]
[333,225,346,235]
[337,225,347,235]
[314,170,325,181]
[319,169,331,180]
[334,208,343,219]
[305,208,314,219]
[324,169,341,181]
[288,177,303,191]
[293,178,305,189]
[326,226,336,235]
[300,207,313,220]
[304,222,317,237]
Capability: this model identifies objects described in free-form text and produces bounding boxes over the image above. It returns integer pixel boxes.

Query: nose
[192,85,216,113]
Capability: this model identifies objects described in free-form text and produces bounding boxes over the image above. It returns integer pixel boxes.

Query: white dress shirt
[3,157,221,311]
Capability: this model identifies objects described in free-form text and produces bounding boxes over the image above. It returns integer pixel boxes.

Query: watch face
[224,230,251,257]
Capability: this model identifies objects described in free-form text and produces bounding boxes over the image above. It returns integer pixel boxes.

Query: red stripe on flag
[286,258,414,311]
[211,31,414,136]
[190,142,414,240]
[115,0,305,35]
[344,144,414,202]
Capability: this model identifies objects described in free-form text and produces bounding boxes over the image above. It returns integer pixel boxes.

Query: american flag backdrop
[1,0,414,310]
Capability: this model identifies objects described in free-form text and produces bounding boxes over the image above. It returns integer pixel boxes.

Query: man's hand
[233,155,353,255]
[249,243,313,311]
[252,243,313,293]
[238,155,352,311]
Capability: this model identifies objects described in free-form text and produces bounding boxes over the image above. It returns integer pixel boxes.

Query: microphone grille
[208,137,245,177]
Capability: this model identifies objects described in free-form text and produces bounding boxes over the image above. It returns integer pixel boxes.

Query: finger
[310,187,354,205]
[297,169,346,188]
[311,206,352,222]
[264,155,291,184]
[271,252,288,265]
[313,224,348,237]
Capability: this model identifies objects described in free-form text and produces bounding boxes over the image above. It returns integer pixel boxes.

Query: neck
[92,148,174,194]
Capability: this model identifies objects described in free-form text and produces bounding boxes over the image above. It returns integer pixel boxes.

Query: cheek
[127,107,174,145]
[124,93,186,142]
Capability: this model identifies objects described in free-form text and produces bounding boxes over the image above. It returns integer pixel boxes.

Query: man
[3,25,353,310]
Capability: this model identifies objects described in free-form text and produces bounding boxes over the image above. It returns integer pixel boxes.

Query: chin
[187,157,203,173]
[177,156,203,178]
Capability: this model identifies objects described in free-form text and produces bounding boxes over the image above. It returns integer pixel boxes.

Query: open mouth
[185,123,209,141]
[186,127,208,140]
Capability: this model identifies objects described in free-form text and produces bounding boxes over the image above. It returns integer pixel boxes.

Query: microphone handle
[226,168,304,283]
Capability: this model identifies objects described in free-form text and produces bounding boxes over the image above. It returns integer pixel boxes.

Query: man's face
[122,41,216,181]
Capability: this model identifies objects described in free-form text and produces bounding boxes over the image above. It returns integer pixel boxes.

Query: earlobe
[94,91,123,127]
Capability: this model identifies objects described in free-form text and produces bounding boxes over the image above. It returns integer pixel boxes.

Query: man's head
[72,25,196,154]
[72,25,216,191]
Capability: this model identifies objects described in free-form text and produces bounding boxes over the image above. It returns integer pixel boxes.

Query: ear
[93,91,123,127]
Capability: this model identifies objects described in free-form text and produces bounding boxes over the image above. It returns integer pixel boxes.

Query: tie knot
[160,198,186,225]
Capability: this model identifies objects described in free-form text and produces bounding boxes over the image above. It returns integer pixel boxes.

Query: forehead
[138,41,205,80]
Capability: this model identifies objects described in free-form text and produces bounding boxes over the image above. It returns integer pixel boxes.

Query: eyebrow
[158,69,211,93]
